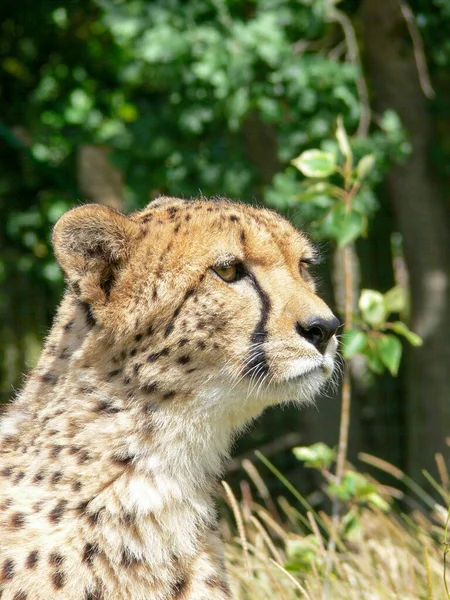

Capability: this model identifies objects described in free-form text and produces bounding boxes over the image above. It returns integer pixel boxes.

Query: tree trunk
[77,145,124,210]
[361,0,450,479]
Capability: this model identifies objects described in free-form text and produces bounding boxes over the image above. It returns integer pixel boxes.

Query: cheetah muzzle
[0,197,339,600]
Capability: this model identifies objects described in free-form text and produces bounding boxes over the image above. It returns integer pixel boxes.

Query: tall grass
[222,454,449,600]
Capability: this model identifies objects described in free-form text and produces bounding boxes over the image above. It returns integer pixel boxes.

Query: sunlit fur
[0,197,338,599]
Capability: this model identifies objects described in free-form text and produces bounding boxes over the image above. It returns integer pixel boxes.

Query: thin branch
[398,0,435,99]
[327,8,371,137]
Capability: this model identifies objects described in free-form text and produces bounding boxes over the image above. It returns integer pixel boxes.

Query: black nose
[295,315,340,354]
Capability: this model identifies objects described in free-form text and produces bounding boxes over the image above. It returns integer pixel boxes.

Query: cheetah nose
[295,315,340,354]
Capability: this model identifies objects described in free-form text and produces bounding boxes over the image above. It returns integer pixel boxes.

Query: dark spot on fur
[51,471,63,485]
[77,451,91,464]
[229,215,239,222]
[205,577,231,596]
[177,355,190,365]
[49,553,64,566]
[68,446,81,455]
[26,551,39,569]
[2,559,14,580]
[50,445,64,458]
[107,369,121,379]
[123,376,131,385]
[135,333,143,342]
[143,382,158,394]
[82,543,99,567]
[145,402,157,414]
[174,224,180,233]
[76,500,89,513]
[1,467,12,477]
[197,340,206,350]
[162,391,176,400]
[164,322,174,338]
[171,574,189,597]
[178,338,189,347]
[121,549,139,566]
[130,348,137,357]
[13,471,25,484]
[72,480,82,493]
[64,320,74,331]
[185,368,197,374]
[41,372,58,385]
[13,592,27,600]
[79,384,96,394]
[49,500,68,524]
[10,512,26,527]
[59,347,71,359]
[133,363,142,374]
[85,590,103,600]
[0,498,12,511]
[52,570,66,589]
[122,511,135,525]
[111,454,135,467]
[147,348,169,362]
[87,510,103,526]
[33,471,45,484]
[97,401,121,414]
[240,230,246,242]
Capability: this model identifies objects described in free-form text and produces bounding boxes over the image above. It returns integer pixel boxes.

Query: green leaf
[337,210,364,246]
[291,149,336,178]
[383,285,407,314]
[376,334,403,376]
[356,154,375,181]
[364,342,385,374]
[359,289,387,327]
[367,492,390,512]
[336,116,351,162]
[389,322,423,347]
[342,329,368,358]
[321,204,365,246]
[341,509,362,539]
[293,442,335,470]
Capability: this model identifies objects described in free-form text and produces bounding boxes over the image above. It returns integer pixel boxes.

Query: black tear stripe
[244,273,271,378]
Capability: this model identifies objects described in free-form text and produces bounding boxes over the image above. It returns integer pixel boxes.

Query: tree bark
[77,145,124,210]
[361,0,450,478]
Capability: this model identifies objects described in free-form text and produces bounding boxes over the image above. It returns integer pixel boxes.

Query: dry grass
[222,456,450,600]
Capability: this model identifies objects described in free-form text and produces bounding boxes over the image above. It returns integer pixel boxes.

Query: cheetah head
[53,197,339,427]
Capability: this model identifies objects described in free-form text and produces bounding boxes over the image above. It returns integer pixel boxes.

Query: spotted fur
[0,197,338,599]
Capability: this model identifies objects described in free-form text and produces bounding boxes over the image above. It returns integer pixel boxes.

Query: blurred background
[1,0,449,496]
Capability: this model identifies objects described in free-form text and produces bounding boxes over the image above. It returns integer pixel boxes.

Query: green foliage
[281,121,422,377]
[342,286,423,376]
[0,0,410,399]
[293,443,390,544]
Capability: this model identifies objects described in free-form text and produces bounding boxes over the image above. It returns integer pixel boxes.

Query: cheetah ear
[52,204,141,305]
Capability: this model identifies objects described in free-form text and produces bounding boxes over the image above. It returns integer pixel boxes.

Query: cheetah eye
[212,262,245,283]
[213,264,238,282]
[299,257,315,279]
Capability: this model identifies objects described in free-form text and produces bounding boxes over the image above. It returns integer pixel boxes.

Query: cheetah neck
[4,295,235,563]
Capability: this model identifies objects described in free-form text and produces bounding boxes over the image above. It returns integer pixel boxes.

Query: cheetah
[0,197,339,600]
